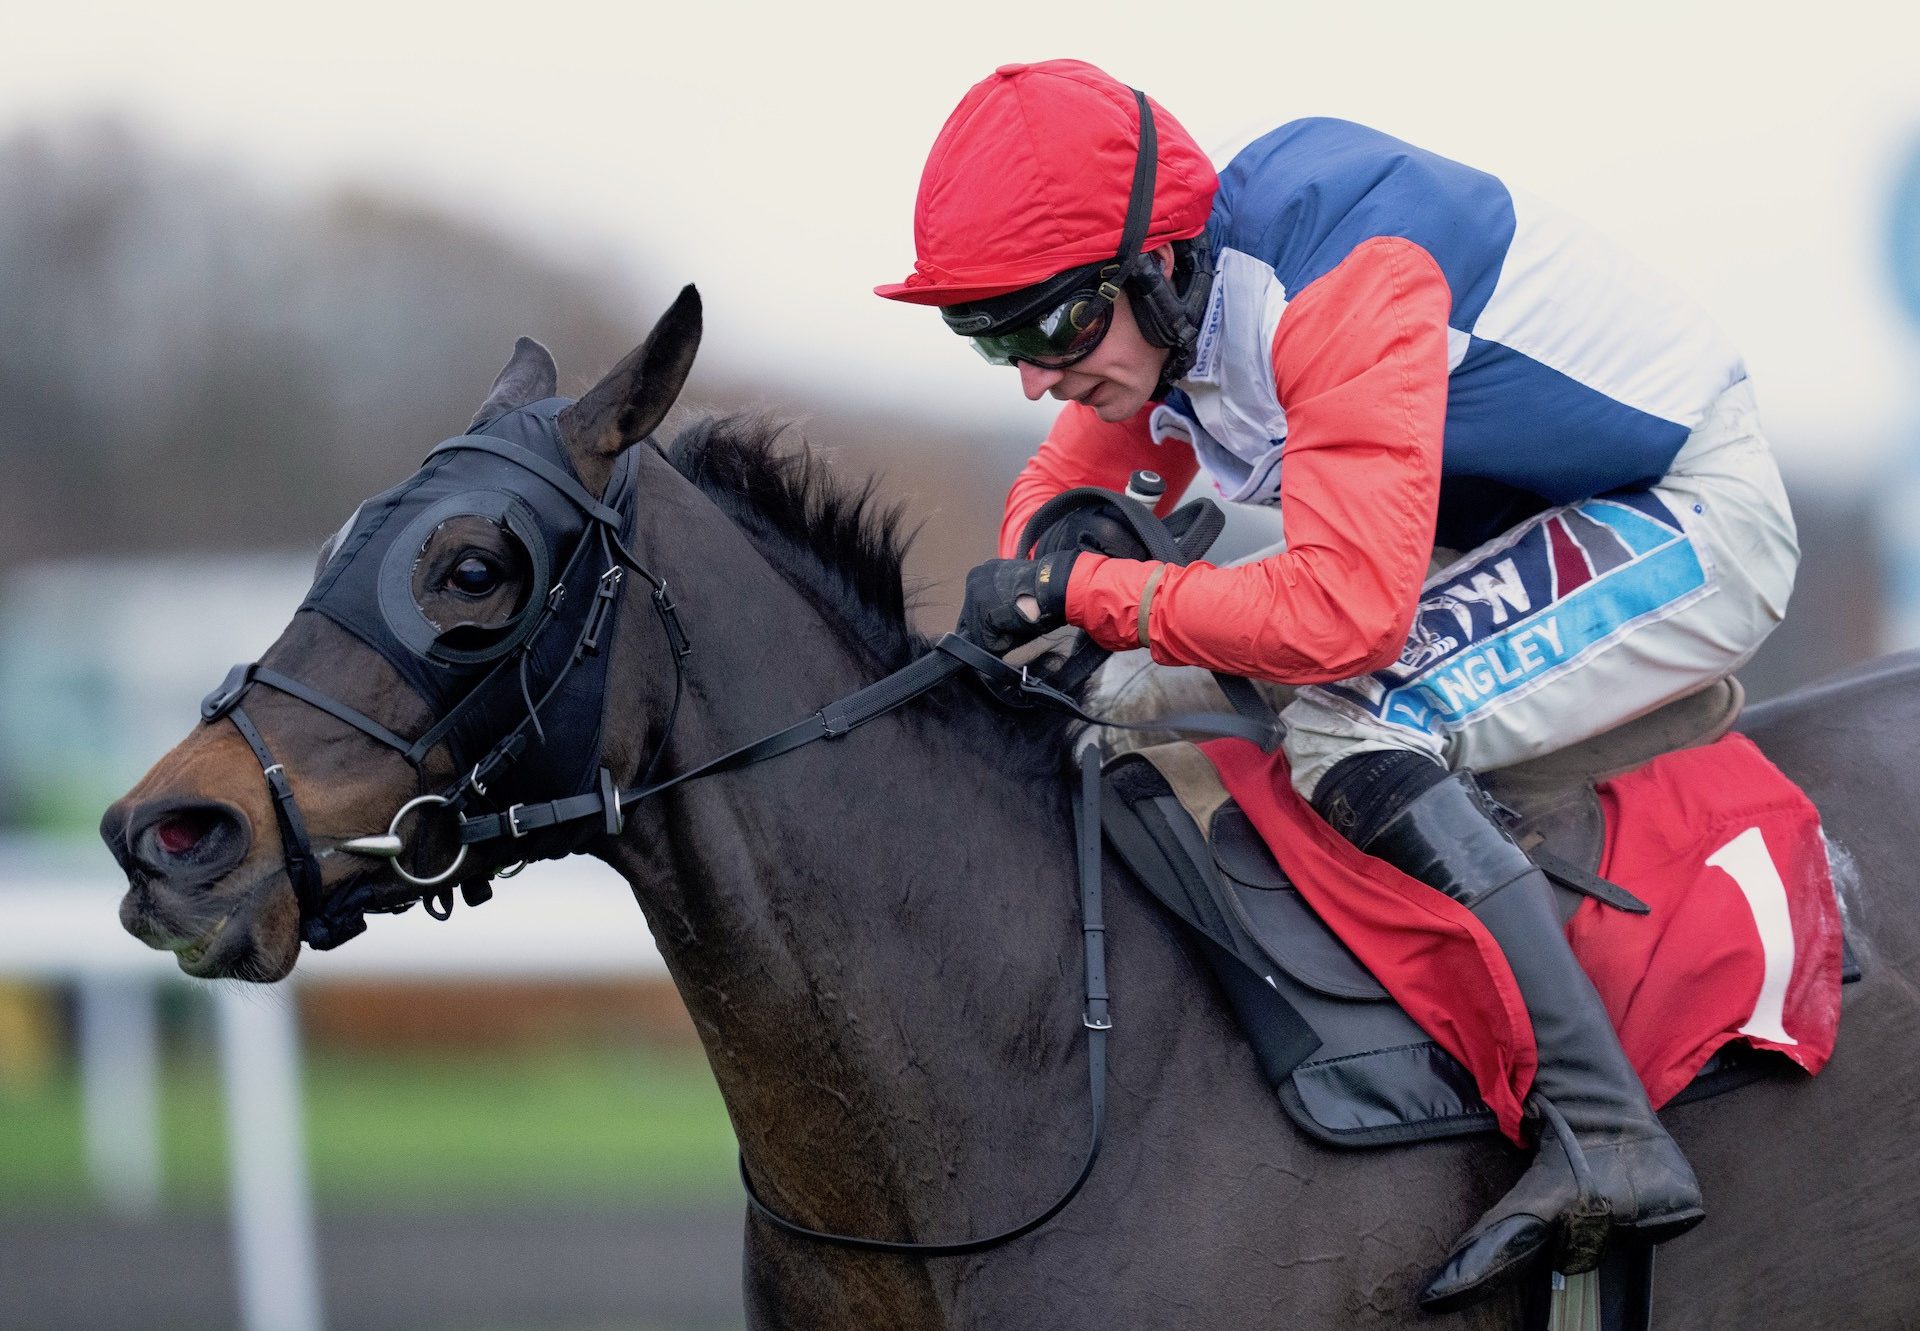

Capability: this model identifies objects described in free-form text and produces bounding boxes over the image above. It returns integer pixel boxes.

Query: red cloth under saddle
[1201,734,1842,1145]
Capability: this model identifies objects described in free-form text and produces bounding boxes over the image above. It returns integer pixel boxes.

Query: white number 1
[1704,826,1799,1047]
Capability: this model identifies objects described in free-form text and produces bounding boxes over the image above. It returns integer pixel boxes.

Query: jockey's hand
[958,552,1077,655]
[1031,496,1210,563]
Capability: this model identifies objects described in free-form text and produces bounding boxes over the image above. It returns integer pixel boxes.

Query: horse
[102,291,1920,1328]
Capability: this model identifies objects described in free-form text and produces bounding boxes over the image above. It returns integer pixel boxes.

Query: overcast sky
[10,0,1920,479]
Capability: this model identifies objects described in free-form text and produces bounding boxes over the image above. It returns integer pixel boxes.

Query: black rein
[566,636,1272,1257]
[207,412,1277,1255]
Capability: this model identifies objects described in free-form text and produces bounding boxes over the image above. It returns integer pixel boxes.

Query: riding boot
[1312,752,1705,1314]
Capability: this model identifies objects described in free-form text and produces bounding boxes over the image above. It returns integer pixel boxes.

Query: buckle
[599,768,625,838]
[581,568,625,654]
[1083,1009,1112,1031]
[655,582,693,658]
[506,803,527,838]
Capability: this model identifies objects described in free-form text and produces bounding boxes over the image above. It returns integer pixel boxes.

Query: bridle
[203,403,1279,1255]
[201,401,693,949]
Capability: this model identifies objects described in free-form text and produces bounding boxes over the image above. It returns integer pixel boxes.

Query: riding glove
[958,551,1078,655]
[1028,496,1211,564]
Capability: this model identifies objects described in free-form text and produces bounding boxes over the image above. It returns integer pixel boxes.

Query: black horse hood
[299,396,636,794]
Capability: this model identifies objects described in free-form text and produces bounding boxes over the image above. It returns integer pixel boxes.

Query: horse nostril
[127,802,250,877]
[154,811,216,857]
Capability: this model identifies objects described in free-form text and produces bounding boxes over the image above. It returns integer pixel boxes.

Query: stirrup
[1532,1093,1611,1274]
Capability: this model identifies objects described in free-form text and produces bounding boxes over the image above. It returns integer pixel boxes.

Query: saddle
[1101,677,1862,1148]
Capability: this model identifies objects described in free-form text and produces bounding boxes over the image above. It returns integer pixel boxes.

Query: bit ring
[383,795,468,887]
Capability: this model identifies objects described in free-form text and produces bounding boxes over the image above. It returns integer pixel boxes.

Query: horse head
[100,287,704,981]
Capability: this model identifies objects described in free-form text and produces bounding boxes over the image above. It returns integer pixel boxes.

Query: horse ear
[469,336,559,430]
[561,285,702,463]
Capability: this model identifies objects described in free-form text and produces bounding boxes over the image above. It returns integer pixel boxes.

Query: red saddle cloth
[1201,734,1844,1144]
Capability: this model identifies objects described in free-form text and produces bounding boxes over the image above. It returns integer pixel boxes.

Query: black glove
[958,550,1078,655]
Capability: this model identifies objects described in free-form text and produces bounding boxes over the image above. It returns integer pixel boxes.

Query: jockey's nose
[104,796,252,885]
[1017,361,1066,401]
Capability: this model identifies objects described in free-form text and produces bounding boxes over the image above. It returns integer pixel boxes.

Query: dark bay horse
[102,294,1920,1328]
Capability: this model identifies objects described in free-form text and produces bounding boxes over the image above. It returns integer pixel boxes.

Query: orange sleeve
[998,401,1201,558]
[1065,237,1449,683]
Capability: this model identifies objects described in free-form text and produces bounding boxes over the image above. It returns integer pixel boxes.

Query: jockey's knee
[1281,687,1444,806]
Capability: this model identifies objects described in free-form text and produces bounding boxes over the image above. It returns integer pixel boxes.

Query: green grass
[0,1042,739,1213]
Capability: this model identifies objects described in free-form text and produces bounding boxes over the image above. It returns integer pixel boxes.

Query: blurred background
[4,4,1920,1329]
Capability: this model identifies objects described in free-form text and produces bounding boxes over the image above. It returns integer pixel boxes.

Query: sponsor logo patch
[1325,495,1709,736]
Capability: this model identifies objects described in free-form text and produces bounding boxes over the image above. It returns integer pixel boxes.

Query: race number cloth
[1201,733,1841,1140]
[1575,732,1843,1105]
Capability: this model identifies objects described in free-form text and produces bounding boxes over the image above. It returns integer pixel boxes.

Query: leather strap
[1533,848,1651,916]
[459,634,1278,849]
[249,667,415,756]
[428,435,626,531]
[738,743,1109,1255]
[459,646,976,845]
[224,704,325,924]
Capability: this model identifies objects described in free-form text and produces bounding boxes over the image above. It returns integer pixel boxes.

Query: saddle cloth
[1102,720,1852,1148]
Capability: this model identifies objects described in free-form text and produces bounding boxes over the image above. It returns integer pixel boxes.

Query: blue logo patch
[1323,496,1708,736]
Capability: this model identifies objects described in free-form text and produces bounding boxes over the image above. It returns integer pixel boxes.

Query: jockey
[878,60,1798,1310]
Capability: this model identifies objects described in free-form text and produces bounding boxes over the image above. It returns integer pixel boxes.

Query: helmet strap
[1115,90,1158,270]
[1114,90,1211,399]
[1136,239,1214,400]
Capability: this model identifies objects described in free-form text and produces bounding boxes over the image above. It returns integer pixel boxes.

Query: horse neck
[599,498,1091,1259]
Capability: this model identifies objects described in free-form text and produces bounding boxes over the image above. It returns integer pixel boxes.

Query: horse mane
[664,413,927,672]
[662,413,1078,767]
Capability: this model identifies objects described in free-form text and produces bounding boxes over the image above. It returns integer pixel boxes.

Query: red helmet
[875,60,1218,307]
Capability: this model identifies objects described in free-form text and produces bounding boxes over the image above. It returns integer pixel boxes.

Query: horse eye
[447,556,500,596]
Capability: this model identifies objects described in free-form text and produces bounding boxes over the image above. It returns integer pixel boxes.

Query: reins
[453,629,1275,850]
[208,409,1281,1257]
[499,520,1275,1257]
[589,634,1271,1257]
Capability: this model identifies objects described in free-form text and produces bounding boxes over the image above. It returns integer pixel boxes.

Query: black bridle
[202,412,693,949]
[204,408,1278,1256]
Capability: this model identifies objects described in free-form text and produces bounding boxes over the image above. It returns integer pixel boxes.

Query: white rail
[1,850,666,1331]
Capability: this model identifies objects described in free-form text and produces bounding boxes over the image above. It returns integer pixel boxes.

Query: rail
[0,847,666,1331]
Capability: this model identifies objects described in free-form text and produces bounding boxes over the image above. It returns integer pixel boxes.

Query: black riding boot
[1313,752,1705,1314]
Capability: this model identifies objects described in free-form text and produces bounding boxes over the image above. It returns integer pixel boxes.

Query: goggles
[943,264,1124,369]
